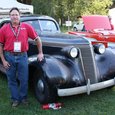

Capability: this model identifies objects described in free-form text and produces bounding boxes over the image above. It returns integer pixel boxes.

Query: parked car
[0,15,115,104]
[69,15,115,48]
[73,20,84,31]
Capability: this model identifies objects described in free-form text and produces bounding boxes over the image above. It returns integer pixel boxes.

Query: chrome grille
[78,44,98,84]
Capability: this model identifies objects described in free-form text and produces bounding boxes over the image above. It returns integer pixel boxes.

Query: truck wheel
[33,71,56,104]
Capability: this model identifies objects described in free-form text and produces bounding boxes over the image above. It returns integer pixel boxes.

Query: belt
[4,51,26,56]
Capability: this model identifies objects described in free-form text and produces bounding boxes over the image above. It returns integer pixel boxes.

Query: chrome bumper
[58,78,115,96]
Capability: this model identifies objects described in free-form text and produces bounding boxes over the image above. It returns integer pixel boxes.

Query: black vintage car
[0,15,115,104]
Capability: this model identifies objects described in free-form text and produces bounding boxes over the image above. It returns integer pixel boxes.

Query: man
[108,16,114,30]
[0,7,44,107]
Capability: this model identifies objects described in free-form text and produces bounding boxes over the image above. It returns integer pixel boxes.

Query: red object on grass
[42,103,62,110]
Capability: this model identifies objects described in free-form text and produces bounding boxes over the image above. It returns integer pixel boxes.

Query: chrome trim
[58,78,115,96]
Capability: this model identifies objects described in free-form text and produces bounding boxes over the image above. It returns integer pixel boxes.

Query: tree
[32,0,113,24]
[32,0,56,16]
[82,0,112,15]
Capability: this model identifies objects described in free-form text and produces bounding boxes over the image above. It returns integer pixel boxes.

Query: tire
[33,71,57,104]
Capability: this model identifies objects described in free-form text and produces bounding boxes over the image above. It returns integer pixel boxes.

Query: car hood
[39,32,89,44]
[82,15,111,31]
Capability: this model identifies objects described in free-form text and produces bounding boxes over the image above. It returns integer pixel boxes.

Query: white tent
[0,0,33,15]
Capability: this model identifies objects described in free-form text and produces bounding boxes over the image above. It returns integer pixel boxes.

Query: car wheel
[33,71,57,104]
[73,27,78,31]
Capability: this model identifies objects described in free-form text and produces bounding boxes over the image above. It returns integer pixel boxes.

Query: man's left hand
[38,53,44,61]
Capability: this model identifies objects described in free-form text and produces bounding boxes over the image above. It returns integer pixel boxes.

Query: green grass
[0,73,115,115]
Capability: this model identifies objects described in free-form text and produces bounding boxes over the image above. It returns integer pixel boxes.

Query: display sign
[66,21,72,26]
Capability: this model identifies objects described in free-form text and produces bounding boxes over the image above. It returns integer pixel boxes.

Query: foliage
[31,0,56,17]
[32,0,113,25]
[82,0,112,15]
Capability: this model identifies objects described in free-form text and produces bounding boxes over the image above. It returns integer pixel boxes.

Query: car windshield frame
[39,19,59,32]
[25,19,59,33]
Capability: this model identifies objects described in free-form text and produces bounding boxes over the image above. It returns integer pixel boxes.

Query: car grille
[78,43,98,84]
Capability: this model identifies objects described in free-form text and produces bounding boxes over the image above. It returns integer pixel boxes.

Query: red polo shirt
[0,22,38,52]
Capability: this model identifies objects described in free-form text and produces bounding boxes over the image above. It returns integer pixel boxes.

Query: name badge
[14,42,21,52]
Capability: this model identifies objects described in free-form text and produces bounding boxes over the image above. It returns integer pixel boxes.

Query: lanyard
[10,23,21,41]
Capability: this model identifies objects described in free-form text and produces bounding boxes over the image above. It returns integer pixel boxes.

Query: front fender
[40,55,86,88]
[28,55,86,88]
[95,48,115,81]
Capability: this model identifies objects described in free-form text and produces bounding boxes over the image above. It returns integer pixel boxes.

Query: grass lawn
[0,73,115,115]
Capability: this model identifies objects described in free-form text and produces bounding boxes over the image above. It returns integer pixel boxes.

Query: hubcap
[37,79,44,93]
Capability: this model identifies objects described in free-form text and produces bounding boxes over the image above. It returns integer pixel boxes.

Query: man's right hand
[3,60,10,69]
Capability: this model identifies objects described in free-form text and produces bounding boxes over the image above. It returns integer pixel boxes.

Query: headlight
[94,43,105,54]
[70,47,78,58]
[61,46,79,58]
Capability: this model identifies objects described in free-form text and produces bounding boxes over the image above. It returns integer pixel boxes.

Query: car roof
[21,15,56,20]
[0,15,56,22]
[82,15,111,31]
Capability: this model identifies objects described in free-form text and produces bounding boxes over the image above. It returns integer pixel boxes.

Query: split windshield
[26,19,58,33]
